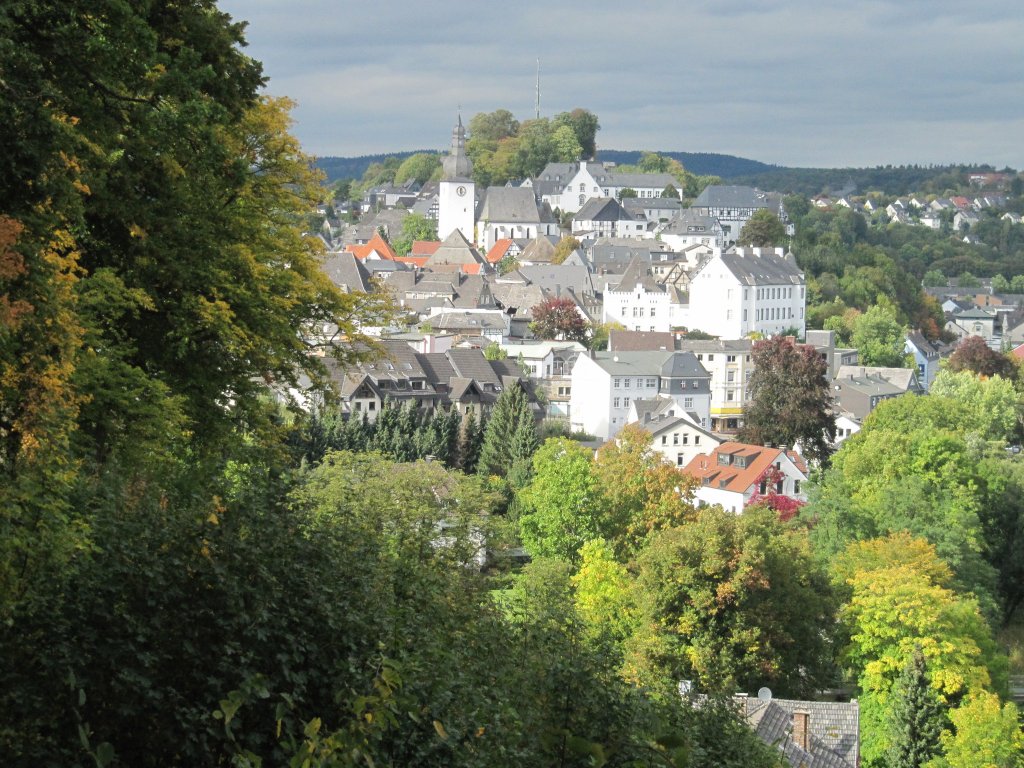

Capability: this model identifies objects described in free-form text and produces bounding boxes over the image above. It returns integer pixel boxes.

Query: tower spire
[535,58,541,120]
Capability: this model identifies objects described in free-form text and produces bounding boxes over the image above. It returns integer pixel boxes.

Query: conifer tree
[478,384,535,477]
[457,410,484,473]
[887,647,945,768]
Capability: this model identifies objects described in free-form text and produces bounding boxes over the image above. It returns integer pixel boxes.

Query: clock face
[456,185,467,197]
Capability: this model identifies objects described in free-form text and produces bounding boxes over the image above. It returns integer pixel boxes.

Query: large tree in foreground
[739,336,836,464]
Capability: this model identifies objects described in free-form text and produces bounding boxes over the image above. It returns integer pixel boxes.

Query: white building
[626,397,725,468]
[602,256,672,333]
[530,162,678,214]
[437,117,475,242]
[682,442,809,515]
[477,187,559,252]
[569,350,711,440]
[676,339,754,433]
[572,197,647,239]
[682,247,805,338]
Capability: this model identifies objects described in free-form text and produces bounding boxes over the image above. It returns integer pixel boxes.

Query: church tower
[437,116,475,242]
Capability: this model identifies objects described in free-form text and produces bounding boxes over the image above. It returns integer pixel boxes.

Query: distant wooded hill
[313,149,777,184]
[313,152,1012,198]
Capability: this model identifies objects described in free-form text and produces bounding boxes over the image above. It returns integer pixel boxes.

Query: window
[354,402,362,411]
[623,397,630,407]
[677,454,685,466]
[707,354,714,361]
[726,390,734,401]
[633,307,639,317]
[647,378,657,387]
[794,480,801,495]
[614,378,620,388]
[624,378,631,388]
[661,435,667,445]
[694,436,701,445]
[639,308,645,317]
[684,397,693,408]
[727,355,736,362]
[727,371,735,382]
[650,307,656,317]
[579,183,585,192]
[368,401,376,411]
[673,433,679,445]
[759,479,767,494]
[682,434,689,444]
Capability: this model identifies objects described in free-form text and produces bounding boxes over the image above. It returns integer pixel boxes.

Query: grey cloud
[221,0,1024,168]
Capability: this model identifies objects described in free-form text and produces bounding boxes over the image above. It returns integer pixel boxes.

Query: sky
[218,0,1024,170]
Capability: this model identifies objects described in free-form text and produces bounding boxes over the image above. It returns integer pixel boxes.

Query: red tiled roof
[486,238,515,264]
[395,256,429,268]
[1012,343,1024,360]
[683,442,806,495]
[411,240,441,257]
[345,232,398,261]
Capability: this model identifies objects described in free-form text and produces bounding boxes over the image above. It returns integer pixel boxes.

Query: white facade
[678,340,754,432]
[569,351,711,441]
[438,180,475,242]
[602,283,671,333]
[646,416,724,468]
[682,247,805,338]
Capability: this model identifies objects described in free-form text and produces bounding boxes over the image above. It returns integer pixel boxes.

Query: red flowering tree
[747,466,806,522]
[529,297,588,342]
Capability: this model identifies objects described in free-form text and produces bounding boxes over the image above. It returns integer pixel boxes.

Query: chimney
[792,710,810,752]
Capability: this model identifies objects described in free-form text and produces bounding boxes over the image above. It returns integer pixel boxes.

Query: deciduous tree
[737,209,786,247]
[530,296,588,342]
[739,336,836,464]
[635,506,836,697]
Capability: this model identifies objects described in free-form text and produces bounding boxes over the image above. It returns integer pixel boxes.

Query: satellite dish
[757,687,773,701]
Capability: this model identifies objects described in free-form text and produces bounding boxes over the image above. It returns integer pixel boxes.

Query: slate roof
[448,347,503,387]
[574,197,635,223]
[490,282,547,320]
[623,196,682,214]
[661,210,722,235]
[519,265,596,296]
[322,251,372,293]
[431,311,508,333]
[609,255,664,293]
[426,229,486,269]
[587,350,709,379]
[717,250,803,286]
[481,186,543,223]
[738,697,859,768]
[692,185,782,212]
[589,239,654,274]
[835,365,921,393]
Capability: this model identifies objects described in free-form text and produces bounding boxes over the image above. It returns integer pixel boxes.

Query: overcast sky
[218,0,1024,169]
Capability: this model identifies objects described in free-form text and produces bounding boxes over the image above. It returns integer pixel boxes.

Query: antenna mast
[535,58,541,119]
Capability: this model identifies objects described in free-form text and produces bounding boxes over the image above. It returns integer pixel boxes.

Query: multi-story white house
[528,162,678,214]
[626,397,725,468]
[681,247,805,338]
[569,350,711,440]
[658,210,726,250]
[602,256,672,333]
[676,339,754,433]
[571,197,647,239]
[682,442,809,515]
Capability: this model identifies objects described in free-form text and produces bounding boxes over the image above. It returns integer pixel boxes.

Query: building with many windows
[569,350,710,440]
